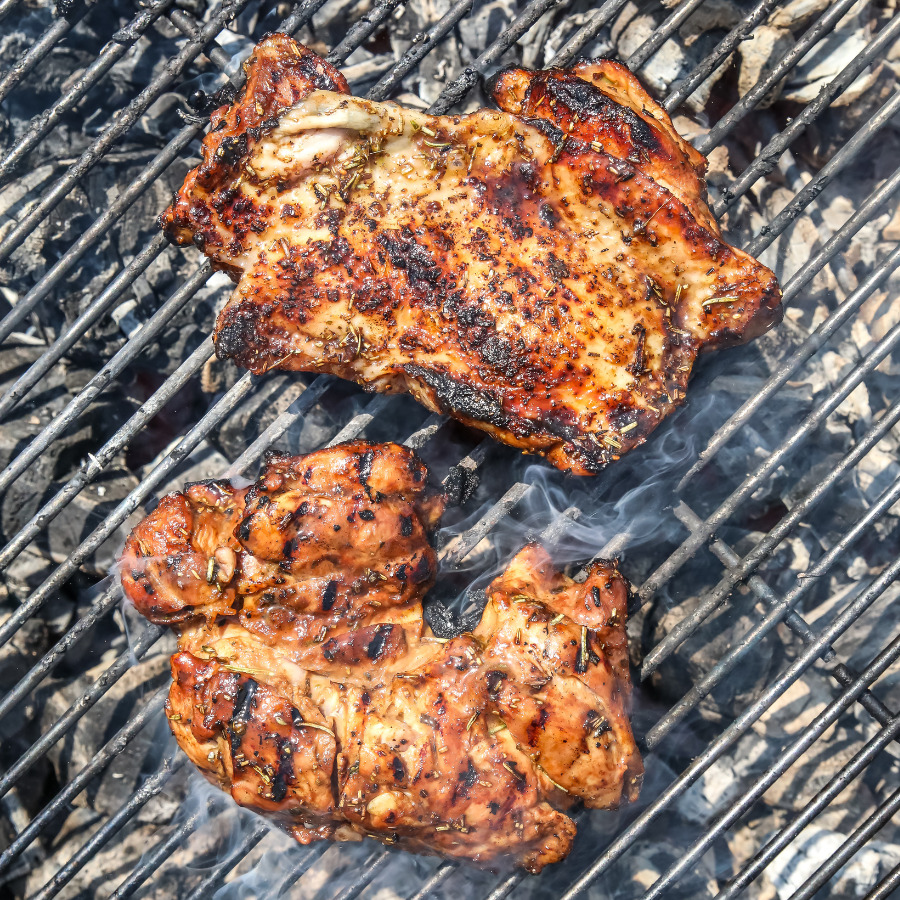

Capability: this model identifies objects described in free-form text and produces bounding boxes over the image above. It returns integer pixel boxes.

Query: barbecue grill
[0,0,898,897]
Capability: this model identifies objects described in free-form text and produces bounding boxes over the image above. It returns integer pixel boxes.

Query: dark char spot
[366,624,394,660]
[322,580,337,611]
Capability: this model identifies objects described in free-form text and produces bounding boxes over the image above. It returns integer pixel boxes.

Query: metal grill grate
[0,0,898,898]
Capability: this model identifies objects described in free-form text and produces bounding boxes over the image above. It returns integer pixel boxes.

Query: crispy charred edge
[160,34,350,246]
[571,59,707,172]
[402,363,607,476]
[168,651,337,830]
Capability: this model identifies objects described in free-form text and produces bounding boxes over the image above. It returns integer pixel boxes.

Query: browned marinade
[160,34,781,474]
[121,443,642,872]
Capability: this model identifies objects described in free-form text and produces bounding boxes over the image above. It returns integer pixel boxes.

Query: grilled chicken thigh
[161,35,781,475]
[121,444,641,871]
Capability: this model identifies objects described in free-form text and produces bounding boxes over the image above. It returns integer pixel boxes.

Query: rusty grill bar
[0,0,898,898]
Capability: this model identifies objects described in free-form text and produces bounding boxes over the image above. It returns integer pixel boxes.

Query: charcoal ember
[737,25,795,108]
[37,642,174,817]
[643,583,791,727]
[43,465,140,575]
[610,0,739,112]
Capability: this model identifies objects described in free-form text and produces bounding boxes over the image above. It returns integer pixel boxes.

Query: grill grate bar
[642,399,900,678]
[109,807,207,900]
[0,258,211,500]
[0,0,22,24]
[865,859,900,900]
[327,0,407,63]
[643,629,900,899]
[0,0,259,267]
[442,482,533,567]
[0,339,212,573]
[327,394,397,447]
[0,365,253,650]
[402,413,448,450]
[551,555,900,900]
[27,759,181,900]
[0,0,176,182]
[369,0,476,102]
[713,11,900,216]
[639,314,900,602]
[647,479,900,743]
[408,862,456,900]
[789,784,900,900]
[662,0,781,113]
[268,842,330,898]
[720,714,900,899]
[552,0,632,69]
[679,209,900,490]
[0,626,163,803]
[430,0,567,115]
[166,7,237,70]
[696,0,862,153]
[745,88,900,258]
[0,0,94,105]
[625,0,707,69]
[0,689,167,878]
[184,823,269,900]
[332,853,394,900]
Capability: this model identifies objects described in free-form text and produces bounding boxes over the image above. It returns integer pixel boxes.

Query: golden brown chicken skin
[120,442,444,655]
[121,446,641,871]
[490,60,719,235]
[160,35,781,475]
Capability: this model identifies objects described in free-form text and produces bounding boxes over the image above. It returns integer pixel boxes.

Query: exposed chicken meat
[160,35,781,475]
[121,444,642,871]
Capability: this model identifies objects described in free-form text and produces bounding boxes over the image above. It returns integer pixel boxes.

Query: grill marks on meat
[161,35,781,475]
[121,444,642,872]
[121,442,443,659]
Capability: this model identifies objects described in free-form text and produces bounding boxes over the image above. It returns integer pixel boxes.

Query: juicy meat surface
[161,35,781,475]
[121,443,642,871]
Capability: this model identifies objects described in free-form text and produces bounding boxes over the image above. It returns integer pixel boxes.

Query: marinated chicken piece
[120,442,443,663]
[121,446,642,872]
[161,35,782,475]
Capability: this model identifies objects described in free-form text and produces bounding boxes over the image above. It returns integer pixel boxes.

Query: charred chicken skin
[121,443,642,871]
[161,35,781,475]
